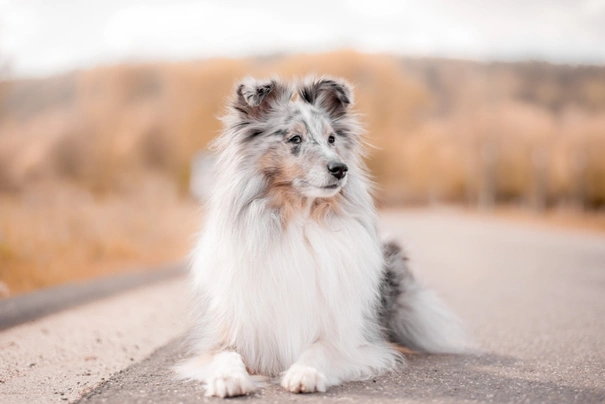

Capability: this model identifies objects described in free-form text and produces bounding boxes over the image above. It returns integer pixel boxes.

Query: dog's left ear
[232,77,290,120]
[298,77,353,119]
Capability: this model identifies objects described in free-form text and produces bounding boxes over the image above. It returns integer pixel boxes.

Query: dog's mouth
[298,180,342,190]
[295,179,345,198]
[317,180,345,192]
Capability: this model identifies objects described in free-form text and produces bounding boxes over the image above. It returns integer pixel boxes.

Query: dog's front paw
[205,370,256,398]
[281,364,327,393]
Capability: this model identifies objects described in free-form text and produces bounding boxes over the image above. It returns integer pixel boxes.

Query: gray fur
[379,240,468,353]
[298,77,353,119]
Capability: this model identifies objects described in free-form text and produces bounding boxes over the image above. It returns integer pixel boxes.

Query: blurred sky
[1,0,604,78]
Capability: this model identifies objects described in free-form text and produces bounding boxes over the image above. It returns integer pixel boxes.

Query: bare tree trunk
[478,138,497,210]
[464,139,476,206]
[571,142,588,211]
[530,144,548,212]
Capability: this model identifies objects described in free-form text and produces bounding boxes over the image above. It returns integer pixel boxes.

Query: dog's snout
[327,162,348,180]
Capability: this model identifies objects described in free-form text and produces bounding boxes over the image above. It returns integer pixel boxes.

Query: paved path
[2,210,605,403]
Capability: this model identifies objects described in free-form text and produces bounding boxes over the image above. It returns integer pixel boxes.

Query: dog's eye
[328,135,335,144]
[288,135,302,144]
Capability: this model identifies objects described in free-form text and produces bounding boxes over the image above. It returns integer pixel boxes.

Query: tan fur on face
[258,147,342,228]
[258,150,306,228]
[310,195,342,222]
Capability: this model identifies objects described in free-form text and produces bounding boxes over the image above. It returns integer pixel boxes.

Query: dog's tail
[379,240,468,354]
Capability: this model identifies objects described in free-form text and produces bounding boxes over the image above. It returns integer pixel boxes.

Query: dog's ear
[298,77,353,119]
[232,77,290,120]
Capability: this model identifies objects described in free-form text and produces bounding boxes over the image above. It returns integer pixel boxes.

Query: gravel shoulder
[0,277,189,404]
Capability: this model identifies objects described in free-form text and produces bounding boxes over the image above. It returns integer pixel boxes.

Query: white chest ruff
[192,214,384,375]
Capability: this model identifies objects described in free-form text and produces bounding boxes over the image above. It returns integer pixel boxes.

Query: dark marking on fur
[232,121,250,129]
[299,77,352,120]
[231,78,292,122]
[249,129,264,138]
[378,240,466,353]
[378,241,414,344]
[241,128,288,143]
[300,86,314,104]
[233,106,249,117]
[334,128,349,138]
[302,121,312,135]
[272,129,288,138]
[238,82,274,107]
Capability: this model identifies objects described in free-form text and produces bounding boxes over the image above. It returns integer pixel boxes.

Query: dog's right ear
[231,77,290,121]
[298,76,353,120]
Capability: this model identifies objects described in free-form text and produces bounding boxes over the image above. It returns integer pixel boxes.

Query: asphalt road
[3,210,605,403]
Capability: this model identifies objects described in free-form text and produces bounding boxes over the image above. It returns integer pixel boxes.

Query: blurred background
[1,0,604,297]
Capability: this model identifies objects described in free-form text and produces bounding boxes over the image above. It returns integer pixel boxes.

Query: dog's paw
[205,370,256,398]
[281,364,327,394]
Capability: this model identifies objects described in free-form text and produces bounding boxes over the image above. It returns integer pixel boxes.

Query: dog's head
[223,76,359,200]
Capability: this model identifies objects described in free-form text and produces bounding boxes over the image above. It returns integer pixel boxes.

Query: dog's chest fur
[199,213,383,376]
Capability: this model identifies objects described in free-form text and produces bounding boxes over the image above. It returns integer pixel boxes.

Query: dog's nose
[327,162,348,180]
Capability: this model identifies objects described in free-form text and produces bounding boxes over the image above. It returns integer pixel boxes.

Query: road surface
[2,209,605,403]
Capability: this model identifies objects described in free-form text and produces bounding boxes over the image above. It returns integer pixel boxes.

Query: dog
[177,76,467,397]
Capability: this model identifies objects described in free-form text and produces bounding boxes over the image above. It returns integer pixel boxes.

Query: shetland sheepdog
[177,76,466,397]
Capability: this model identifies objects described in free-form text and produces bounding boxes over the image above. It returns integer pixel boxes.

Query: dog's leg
[281,342,330,393]
[201,351,256,398]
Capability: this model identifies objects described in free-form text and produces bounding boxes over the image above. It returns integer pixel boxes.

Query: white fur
[176,76,463,397]
[388,281,468,353]
[179,193,398,395]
